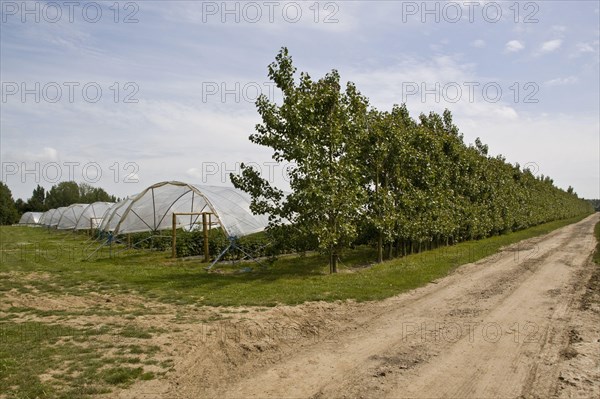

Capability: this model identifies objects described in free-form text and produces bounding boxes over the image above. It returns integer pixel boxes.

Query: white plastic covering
[100,197,135,232]
[57,204,88,230]
[111,181,270,237]
[39,209,54,226]
[18,212,43,225]
[75,202,114,230]
[48,207,67,227]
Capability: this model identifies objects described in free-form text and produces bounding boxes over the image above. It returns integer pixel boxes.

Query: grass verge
[0,213,593,307]
[593,219,600,265]
[0,321,165,398]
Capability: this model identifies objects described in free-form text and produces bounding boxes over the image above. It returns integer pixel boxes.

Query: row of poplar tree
[232,48,593,273]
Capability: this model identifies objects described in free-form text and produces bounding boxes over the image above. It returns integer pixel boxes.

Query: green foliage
[28,184,47,211]
[45,181,80,208]
[265,224,319,256]
[0,215,587,307]
[0,182,19,225]
[232,49,593,269]
[43,181,116,209]
[232,47,370,272]
[15,185,48,214]
[174,228,227,258]
[588,199,600,212]
[128,232,171,251]
[79,182,116,203]
[174,228,284,260]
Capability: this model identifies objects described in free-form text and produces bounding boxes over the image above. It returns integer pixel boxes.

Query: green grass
[0,321,165,398]
[0,214,593,397]
[101,366,145,385]
[593,219,600,265]
[0,214,592,307]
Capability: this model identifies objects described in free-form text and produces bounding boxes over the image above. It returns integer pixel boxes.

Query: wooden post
[377,234,383,263]
[170,212,213,260]
[202,212,209,262]
[172,213,177,258]
[330,249,338,274]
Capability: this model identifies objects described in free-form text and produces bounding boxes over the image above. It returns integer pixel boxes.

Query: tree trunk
[377,232,383,263]
[330,250,338,274]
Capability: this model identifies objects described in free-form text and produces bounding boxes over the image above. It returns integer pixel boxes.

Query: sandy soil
[6,215,598,398]
[103,213,598,399]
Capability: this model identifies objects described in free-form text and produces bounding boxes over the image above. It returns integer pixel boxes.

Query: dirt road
[122,214,599,399]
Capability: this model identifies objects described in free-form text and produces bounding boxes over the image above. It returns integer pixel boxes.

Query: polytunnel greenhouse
[57,204,88,230]
[48,207,67,227]
[75,202,114,230]
[18,212,43,225]
[38,209,55,226]
[99,197,135,232]
[109,181,270,238]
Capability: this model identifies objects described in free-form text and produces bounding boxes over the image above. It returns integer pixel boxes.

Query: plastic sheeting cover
[39,209,55,226]
[57,204,88,230]
[18,212,43,225]
[48,207,67,227]
[75,202,115,230]
[99,197,134,232]
[112,182,270,237]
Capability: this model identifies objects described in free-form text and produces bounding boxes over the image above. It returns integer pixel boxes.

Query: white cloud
[345,56,521,126]
[3,147,60,163]
[568,41,599,59]
[576,42,596,54]
[2,1,598,201]
[465,114,599,198]
[471,39,486,48]
[505,40,524,52]
[539,39,563,54]
[186,168,203,179]
[545,76,578,86]
[489,105,519,120]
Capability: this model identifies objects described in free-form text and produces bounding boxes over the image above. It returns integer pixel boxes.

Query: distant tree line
[0,181,117,225]
[588,199,600,212]
[232,48,594,273]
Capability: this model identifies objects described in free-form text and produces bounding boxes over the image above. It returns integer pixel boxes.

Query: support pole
[170,212,213,261]
[202,212,209,262]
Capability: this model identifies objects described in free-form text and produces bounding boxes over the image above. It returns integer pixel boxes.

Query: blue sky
[1,0,599,200]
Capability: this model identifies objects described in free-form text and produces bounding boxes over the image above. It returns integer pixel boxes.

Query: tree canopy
[0,182,19,225]
[11,182,117,217]
[232,48,593,273]
[43,181,116,209]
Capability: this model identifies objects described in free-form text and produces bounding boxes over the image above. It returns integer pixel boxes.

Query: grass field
[0,214,593,398]
[593,219,600,265]
[0,213,592,307]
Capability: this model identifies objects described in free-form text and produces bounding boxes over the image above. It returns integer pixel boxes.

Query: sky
[1,0,599,201]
